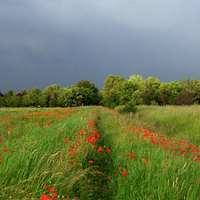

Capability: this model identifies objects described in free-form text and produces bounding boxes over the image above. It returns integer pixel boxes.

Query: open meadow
[0,106,200,200]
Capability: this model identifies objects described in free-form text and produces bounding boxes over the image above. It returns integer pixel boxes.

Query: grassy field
[131,105,200,149]
[0,106,200,199]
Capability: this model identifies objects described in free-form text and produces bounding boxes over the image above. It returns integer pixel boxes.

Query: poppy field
[0,106,200,199]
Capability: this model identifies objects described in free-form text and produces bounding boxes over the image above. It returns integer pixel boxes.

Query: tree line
[1,75,200,109]
[0,80,100,107]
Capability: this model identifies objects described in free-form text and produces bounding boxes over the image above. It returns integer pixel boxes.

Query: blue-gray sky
[1,0,200,94]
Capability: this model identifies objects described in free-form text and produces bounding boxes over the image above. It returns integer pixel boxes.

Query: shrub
[123,100,137,113]
[150,101,158,106]
[114,105,124,113]
[115,101,137,114]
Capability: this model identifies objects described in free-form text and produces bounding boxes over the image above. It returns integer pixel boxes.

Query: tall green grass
[98,107,200,199]
[129,105,200,148]
[0,107,104,199]
[1,106,200,199]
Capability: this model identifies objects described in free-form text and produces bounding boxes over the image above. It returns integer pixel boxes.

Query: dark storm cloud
[1,0,200,93]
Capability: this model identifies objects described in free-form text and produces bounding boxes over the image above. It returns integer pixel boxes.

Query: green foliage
[4,90,17,107]
[76,79,100,105]
[159,82,170,105]
[0,97,5,107]
[118,80,136,105]
[114,105,124,113]
[14,89,27,107]
[168,80,183,104]
[57,86,82,107]
[40,84,60,107]
[2,75,200,108]
[0,91,5,107]
[26,88,41,106]
[102,74,138,109]
[102,74,200,107]
[150,100,158,106]
[129,74,143,88]
[115,100,137,114]
[122,100,137,113]
[174,89,194,105]
[102,74,126,108]
[138,77,161,105]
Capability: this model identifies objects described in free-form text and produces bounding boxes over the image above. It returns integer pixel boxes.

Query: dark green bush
[115,100,137,114]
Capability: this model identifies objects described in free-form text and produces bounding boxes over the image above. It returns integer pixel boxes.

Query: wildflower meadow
[0,106,200,199]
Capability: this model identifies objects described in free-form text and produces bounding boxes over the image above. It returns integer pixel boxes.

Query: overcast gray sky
[1,0,200,93]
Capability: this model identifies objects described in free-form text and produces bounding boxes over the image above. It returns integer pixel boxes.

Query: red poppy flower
[122,171,128,177]
[97,147,103,152]
[107,149,110,153]
[52,193,57,198]
[143,160,148,164]
[64,139,68,144]
[43,185,47,189]
[77,141,81,146]
[83,148,86,151]
[40,195,51,200]
[71,146,75,151]
[89,161,94,164]
[88,185,91,189]
[3,147,7,152]
[48,187,54,192]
